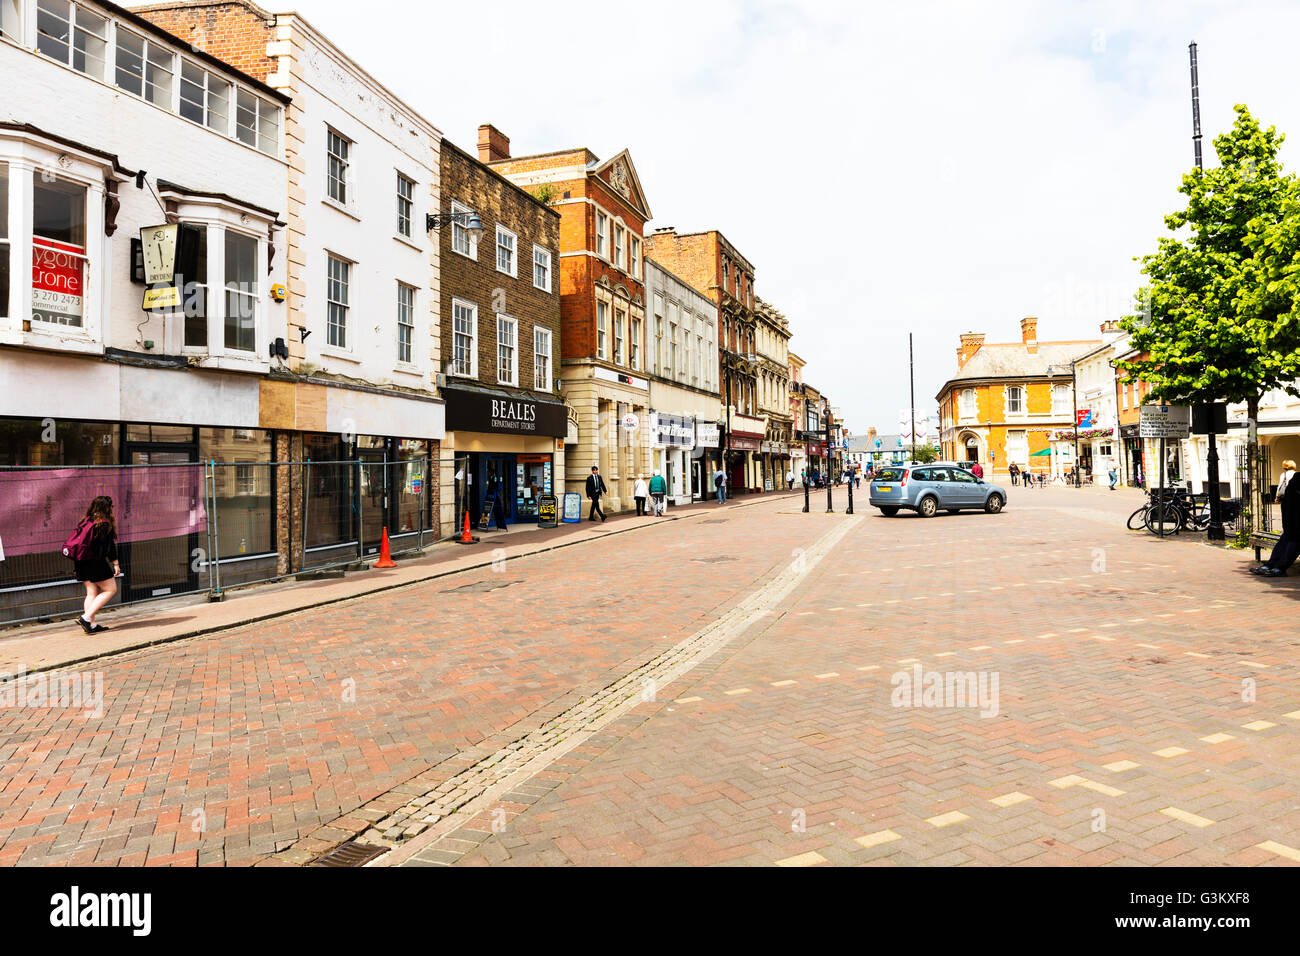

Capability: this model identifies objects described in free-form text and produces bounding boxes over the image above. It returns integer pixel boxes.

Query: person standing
[71,495,120,633]
[714,466,728,504]
[970,460,984,480]
[1276,459,1296,503]
[649,470,667,516]
[1108,463,1119,490]
[1009,462,1019,486]
[1253,468,1300,576]
[633,473,649,517]
[586,465,608,522]
[786,467,795,490]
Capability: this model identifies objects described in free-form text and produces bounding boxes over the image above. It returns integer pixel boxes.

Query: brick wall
[440,142,561,390]
[134,2,276,82]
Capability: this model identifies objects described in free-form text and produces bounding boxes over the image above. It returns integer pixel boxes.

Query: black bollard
[803,481,809,513]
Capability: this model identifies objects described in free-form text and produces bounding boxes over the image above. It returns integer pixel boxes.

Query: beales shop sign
[444,386,568,437]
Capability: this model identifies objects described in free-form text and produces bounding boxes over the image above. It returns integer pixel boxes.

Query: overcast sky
[291,0,1300,434]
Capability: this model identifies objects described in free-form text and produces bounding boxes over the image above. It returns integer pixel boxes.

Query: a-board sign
[562,491,582,523]
[538,493,558,528]
[478,493,496,530]
[1139,404,1191,439]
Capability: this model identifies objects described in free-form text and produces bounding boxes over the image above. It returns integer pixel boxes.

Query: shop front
[442,383,568,531]
[650,411,696,506]
[692,420,722,500]
[727,433,762,493]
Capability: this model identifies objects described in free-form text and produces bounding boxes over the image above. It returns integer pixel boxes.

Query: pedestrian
[1276,459,1296,503]
[970,460,984,480]
[68,495,120,633]
[786,467,795,490]
[585,465,608,522]
[633,473,649,517]
[714,466,728,504]
[1253,468,1300,577]
[649,469,667,516]
[1108,462,1119,490]
[1009,462,1019,486]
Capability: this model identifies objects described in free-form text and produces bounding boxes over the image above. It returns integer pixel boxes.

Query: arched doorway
[958,432,980,464]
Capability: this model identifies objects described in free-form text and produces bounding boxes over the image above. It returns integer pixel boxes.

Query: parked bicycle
[1126,488,1242,536]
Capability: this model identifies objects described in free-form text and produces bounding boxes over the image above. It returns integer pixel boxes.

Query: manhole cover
[700,519,729,524]
[442,579,521,594]
[693,556,738,564]
[311,840,387,867]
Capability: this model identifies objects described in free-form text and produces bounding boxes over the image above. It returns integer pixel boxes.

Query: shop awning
[1029,448,1053,456]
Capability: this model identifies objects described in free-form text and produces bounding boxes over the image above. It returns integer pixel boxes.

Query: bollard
[847,477,854,514]
[803,482,810,513]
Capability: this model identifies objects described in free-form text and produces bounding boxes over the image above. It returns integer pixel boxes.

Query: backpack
[714,472,723,487]
[63,517,97,561]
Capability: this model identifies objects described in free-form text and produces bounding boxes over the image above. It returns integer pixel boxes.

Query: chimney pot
[1020,316,1038,344]
[477,124,510,163]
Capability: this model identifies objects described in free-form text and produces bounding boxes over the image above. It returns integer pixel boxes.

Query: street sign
[1139,404,1191,439]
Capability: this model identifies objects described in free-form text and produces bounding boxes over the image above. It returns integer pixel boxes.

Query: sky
[290,0,1300,435]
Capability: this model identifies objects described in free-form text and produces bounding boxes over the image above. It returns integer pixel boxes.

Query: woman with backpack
[68,495,120,633]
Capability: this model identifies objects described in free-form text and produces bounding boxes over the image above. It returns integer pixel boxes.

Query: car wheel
[879,506,899,516]
[918,496,937,518]
[985,494,1004,514]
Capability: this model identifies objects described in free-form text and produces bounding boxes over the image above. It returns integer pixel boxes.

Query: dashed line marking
[1035,633,1057,639]
[770,680,797,688]
[1186,652,1211,659]
[970,645,992,651]
[1137,643,1161,650]
[1257,840,1300,863]
[857,665,880,672]
[724,688,752,696]
[1102,760,1140,772]
[1049,775,1087,789]
[1005,639,1025,645]
[1091,636,1116,642]
[1283,710,1300,720]
[935,652,956,658]
[1161,807,1215,828]
[1079,780,1125,797]
[676,697,703,703]
[897,659,920,664]
[1239,661,1269,669]
[814,672,840,679]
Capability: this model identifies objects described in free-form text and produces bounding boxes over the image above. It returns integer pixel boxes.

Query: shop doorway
[473,454,515,528]
[122,444,200,602]
[691,460,702,500]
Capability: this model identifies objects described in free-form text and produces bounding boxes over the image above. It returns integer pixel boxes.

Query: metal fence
[0,457,451,626]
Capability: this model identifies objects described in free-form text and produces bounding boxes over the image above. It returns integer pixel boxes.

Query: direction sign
[1139,404,1191,439]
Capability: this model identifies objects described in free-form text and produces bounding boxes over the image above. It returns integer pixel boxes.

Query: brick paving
[4,482,1298,867]
[390,484,1300,867]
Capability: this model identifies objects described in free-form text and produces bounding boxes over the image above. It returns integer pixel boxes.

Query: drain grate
[441,579,520,594]
[311,840,388,867]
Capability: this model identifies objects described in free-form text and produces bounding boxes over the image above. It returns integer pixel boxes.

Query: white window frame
[532,244,551,292]
[1006,385,1025,415]
[595,210,608,259]
[36,0,108,80]
[451,297,477,378]
[396,282,415,365]
[613,222,625,271]
[613,307,625,366]
[236,87,278,155]
[395,172,414,239]
[326,128,350,206]
[223,229,259,353]
[495,224,517,277]
[326,253,350,349]
[451,200,477,259]
[180,58,231,134]
[958,388,977,419]
[630,315,641,371]
[533,327,552,392]
[496,313,518,386]
[596,300,608,360]
[29,170,90,329]
[628,234,640,280]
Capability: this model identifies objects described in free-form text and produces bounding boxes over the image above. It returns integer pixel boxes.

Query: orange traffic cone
[374,526,397,568]
[457,510,477,545]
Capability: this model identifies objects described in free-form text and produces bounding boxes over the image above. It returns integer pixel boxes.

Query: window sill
[392,363,426,378]
[393,233,423,252]
[451,246,478,262]
[319,346,361,364]
[322,197,361,222]
[195,352,270,374]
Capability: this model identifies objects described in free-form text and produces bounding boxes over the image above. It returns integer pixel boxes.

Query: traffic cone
[374,527,397,568]
[457,510,477,545]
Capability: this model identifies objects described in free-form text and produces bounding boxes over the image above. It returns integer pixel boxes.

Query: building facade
[755,296,793,490]
[644,258,720,503]
[0,0,290,615]
[484,127,652,513]
[642,227,764,494]
[936,318,1098,481]
[438,138,564,531]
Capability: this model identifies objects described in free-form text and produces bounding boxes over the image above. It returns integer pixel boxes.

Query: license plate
[877,485,892,491]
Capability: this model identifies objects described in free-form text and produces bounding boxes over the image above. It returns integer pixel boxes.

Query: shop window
[533,327,551,391]
[201,428,272,558]
[0,417,118,466]
[180,60,230,133]
[224,231,257,352]
[0,163,7,320]
[31,172,86,327]
[326,253,349,348]
[395,173,414,238]
[180,225,208,348]
[451,298,477,377]
[497,314,517,386]
[396,282,415,364]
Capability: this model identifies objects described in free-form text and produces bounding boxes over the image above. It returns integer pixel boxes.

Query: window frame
[36,0,109,80]
[596,300,608,361]
[451,297,478,378]
[450,200,477,259]
[613,307,625,366]
[496,313,518,387]
[395,172,415,239]
[1006,385,1025,415]
[326,127,350,206]
[180,57,231,134]
[595,210,608,259]
[533,327,552,392]
[613,223,625,271]
[396,281,415,365]
[223,228,258,353]
[495,224,517,277]
[532,244,551,292]
[325,252,351,349]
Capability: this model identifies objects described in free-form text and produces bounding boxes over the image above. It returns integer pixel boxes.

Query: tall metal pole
[909,332,916,460]
[1072,361,1080,487]
[825,403,833,513]
[1191,40,1224,541]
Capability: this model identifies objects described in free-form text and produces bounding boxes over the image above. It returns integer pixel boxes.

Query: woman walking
[633,473,649,517]
[1276,459,1296,503]
[72,495,120,633]
[1009,462,1019,486]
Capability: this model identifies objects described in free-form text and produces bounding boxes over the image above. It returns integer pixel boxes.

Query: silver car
[869,461,1006,517]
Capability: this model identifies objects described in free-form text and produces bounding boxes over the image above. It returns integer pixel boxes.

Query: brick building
[483,127,653,512]
[641,228,763,494]
[755,296,793,489]
[437,138,564,531]
[936,318,1098,481]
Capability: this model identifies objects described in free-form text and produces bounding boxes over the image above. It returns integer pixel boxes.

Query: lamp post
[824,400,833,513]
[426,210,484,243]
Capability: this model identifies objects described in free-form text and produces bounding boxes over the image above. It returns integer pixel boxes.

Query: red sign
[1076,408,1092,426]
[728,436,760,452]
[31,237,85,325]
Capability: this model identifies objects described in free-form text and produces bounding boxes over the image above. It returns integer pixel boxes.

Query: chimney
[477,124,510,163]
[957,332,985,368]
[1021,316,1038,354]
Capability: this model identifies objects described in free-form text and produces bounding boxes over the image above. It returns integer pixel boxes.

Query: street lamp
[1048,361,1080,487]
[824,400,833,513]
[426,210,484,245]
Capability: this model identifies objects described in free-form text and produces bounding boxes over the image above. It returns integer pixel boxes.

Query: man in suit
[1253,472,1300,576]
[585,465,608,522]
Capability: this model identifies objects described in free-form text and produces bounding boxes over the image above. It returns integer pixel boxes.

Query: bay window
[224,231,257,351]
[181,225,208,347]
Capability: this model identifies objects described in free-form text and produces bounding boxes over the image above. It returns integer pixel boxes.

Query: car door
[929,467,961,508]
[948,466,982,506]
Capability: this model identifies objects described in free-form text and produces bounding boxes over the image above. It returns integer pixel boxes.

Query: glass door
[122,447,200,601]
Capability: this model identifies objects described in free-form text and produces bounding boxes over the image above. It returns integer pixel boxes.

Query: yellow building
[936,319,1099,481]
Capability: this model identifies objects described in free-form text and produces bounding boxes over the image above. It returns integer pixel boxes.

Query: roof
[936,340,1100,399]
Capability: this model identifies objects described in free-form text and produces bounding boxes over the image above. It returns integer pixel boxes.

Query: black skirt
[74,558,114,583]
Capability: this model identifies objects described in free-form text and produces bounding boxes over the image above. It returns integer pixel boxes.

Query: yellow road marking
[1161,807,1215,828]
[1200,733,1234,744]
[676,697,703,703]
[775,851,827,867]
[925,811,969,828]
[1242,720,1277,731]
[814,672,840,679]
[1102,760,1140,772]
[990,792,1032,807]
[1080,780,1125,797]
[1257,840,1300,863]
[724,688,752,696]
[854,829,902,849]
[1239,661,1269,669]
[770,680,797,687]
[1049,775,1087,789]
[1154,747,1188,758]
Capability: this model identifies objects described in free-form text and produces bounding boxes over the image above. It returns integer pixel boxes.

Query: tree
[1117,105,1300,445]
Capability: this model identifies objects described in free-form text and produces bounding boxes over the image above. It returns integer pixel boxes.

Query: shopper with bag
[649,470,668,516]
[64,495,121,633]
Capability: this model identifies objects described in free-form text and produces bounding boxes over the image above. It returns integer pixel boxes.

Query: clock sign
[141,224,179,284]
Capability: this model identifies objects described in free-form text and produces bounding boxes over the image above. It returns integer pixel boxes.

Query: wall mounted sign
[695,422,720,448]
[620,412,639,431]
[443,385,568,437]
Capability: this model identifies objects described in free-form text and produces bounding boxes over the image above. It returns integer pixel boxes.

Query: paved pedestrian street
[2,486,1299,867]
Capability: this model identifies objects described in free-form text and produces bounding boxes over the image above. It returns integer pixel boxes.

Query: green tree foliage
[1117,105,1300,437]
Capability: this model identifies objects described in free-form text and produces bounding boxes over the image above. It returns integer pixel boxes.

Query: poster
[562,491,582,523]
[538,494,558,528]
[31,237,85,326]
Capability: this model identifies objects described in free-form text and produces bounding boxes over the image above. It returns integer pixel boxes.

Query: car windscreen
[874,467,906,482]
